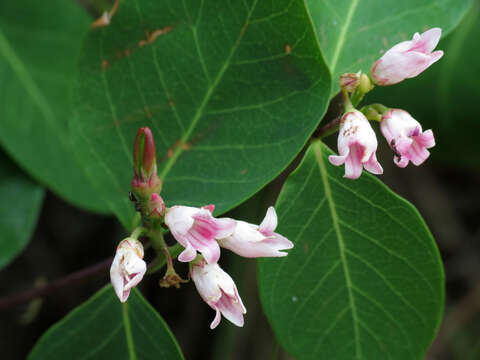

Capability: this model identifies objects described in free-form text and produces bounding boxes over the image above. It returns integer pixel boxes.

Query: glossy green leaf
[373,2,480,165]
[29,286,184,360]
[0,0,108,213]
[258,142,444,359]
[72,0,331,228]
[0,151,44,269]
[304,0,472,93]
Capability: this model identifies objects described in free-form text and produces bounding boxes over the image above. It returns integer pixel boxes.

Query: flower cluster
[328,28,441,179]
[110,128,293,329]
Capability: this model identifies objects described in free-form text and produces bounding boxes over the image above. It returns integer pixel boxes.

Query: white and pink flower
[110,238,147,303]
[217,207,293,258]
[165,205,235,264]
[380,109,435,168]
[191,260,246,329]
[328,110,383,179]
[371,28,444,86]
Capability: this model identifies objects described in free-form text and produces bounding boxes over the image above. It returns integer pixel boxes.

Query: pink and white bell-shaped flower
[110,238,147,303]
[165,205,235,264]
[328,110,383,179]
[371,28,444,85]
[217,207,293,258]
[191,259,246,329]
[380,109,435,168]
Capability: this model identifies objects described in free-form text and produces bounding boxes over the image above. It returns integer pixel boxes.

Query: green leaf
[0,151,44,269]
[72,0,331,228]
[304,0,472,93]
[0,0,108,213]
[258,142,444,359]
[372,2,480,166]
[29,286,184,360]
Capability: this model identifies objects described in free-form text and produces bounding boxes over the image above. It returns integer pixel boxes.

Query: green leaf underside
[0,0,108,213]
[28,286,184,360]
[258,142,444,360]
[373,2,480,165]
[304,0,472,94]
[0,152,44,269]
[72,0,331,228]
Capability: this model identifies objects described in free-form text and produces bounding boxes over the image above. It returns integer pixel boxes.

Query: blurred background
[1,0,479,359]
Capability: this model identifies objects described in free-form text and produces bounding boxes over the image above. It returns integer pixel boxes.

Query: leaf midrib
[159,0,259,180]
[122,302,137,360]
[329,0,359,73]
[0,30,56,126]
[313,141,362,359]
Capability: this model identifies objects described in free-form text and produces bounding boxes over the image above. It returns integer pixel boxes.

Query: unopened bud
[339,72,360,93]
[358,74,374,93]
[147,193,166,218]
[132,127,162,197]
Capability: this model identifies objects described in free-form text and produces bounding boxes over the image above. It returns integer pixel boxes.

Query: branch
[314,115,342,139]
[0,257,112,309]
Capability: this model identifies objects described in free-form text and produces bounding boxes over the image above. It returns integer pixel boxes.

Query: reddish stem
[0,257,112,309]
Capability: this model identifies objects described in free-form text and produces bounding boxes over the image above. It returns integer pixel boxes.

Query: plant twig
[314,115,342,139]
[0,257,112,309]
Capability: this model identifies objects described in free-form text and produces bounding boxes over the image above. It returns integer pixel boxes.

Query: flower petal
[258,206,278,236]
[363,152,383,175]
[210,308,222,329]
[415,129,435,148]
[178,241,197,262]
[344,144,363,179]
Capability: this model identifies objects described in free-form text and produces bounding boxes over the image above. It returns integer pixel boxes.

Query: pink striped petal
[371,28,443,85]
[363,152,383,175]
[344,144,364,179]
[258,206,278,236]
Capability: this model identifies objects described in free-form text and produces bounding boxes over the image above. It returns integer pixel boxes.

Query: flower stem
[342,88,355,112]
[315,115,342,139]
[130,226,145,240]
[147,243,183,274]
[0,257,112,309]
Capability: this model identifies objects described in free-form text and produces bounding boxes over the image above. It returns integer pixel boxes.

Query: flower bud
[339,72,360,93]
[132,127,162,198]
[147,193,166,218]
[358,74,373,93]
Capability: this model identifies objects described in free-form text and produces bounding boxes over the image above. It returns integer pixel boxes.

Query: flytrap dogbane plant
[109,127,293,328]
[325,27,442,178]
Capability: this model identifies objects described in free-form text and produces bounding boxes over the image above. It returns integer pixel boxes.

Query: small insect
[128,191,142,212]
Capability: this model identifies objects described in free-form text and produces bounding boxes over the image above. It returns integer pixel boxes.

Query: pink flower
[217,207,293,258]
[110,238,147,303]
[191,260,246,329]
[328,110,383,179]
[165,205,235,264]
[380,109,435,168]
[371,28,444,85]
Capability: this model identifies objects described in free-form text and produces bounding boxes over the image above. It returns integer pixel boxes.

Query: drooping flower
[110,238,147,303]
[328,110,383,179]
[371,28,444,86]
[165,205,236,264]
[380,109,435,168]
[217,207,293,258]
[191,259,246,329]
